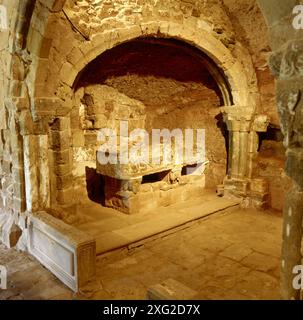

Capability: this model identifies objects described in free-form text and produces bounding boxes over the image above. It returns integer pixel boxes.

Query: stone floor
[0,208,282,300]
[74,191,240,255]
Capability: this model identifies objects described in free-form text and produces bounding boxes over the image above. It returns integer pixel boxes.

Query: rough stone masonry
[0,0,302,299]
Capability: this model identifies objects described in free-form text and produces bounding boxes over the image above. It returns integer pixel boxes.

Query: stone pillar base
[249,178,269,209]
[222,177,269,209]
[223,177,249,198]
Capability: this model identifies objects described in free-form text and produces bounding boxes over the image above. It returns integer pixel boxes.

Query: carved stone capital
[220,106,268,133]
[252,115,269,132]
[220,106,254,132]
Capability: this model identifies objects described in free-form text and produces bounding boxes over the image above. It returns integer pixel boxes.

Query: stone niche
[71,37,229,214]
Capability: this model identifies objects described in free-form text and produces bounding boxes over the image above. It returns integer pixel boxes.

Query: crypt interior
[0,0,303,300]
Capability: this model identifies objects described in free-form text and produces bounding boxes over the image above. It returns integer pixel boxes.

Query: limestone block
[56,174,73,190]
[26,27,43,57]
[158,189,173,207]
[52,0,66,12]
[60,62,76,87]
[84,132,97,146]
[224,178,249,198]
[252,115,269,132]
[0,213,22,248]
[56,187,74,205]
[71,130,85,147]
[128,178,142,194]
[28,211,96,292]
[53,149,71,166]
[24,135,50,211]
[140,21,161,35]
[51,117,70,132]
[50,130,71,151]
[34,98,61,116]
[250,178,269,195]
[54,163,71,177]
[66,47,84,66]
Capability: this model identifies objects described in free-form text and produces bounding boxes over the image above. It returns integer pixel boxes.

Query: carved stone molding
[220,106,254,132]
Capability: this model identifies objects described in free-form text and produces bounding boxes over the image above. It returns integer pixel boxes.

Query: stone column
[269,40,303,300]
[222,107,253,180]
[49,117,73,206]
[221,106,269,205]
[23,135,50,212]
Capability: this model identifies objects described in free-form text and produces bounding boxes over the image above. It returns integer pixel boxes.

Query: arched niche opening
[70,37,233,213]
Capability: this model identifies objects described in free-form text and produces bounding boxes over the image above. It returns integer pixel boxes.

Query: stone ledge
[27,211,96,292]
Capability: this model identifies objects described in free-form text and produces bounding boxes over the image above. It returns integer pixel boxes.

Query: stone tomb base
[103,172,206,214]
[96,151,209,215]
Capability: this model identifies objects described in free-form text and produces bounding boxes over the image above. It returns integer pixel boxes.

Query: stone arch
[51,22,254,109]
[73,36,233,201]
[21,0,276,205]
[23,3,265,209]
[73,35,234,107]
[2,0,291,294]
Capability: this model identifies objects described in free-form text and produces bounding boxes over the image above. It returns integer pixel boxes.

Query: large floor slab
[75,192,240,255]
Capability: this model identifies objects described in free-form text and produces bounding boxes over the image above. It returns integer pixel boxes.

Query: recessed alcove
[71,37,230,214]
[0,0,293,300]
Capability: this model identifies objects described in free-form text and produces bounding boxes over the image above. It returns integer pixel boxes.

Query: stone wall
[0,0,287,245]
[0,0,30,247]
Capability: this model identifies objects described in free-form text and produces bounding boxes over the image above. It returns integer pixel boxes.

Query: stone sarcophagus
[28,212,96,292]
[96,145,209,214]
